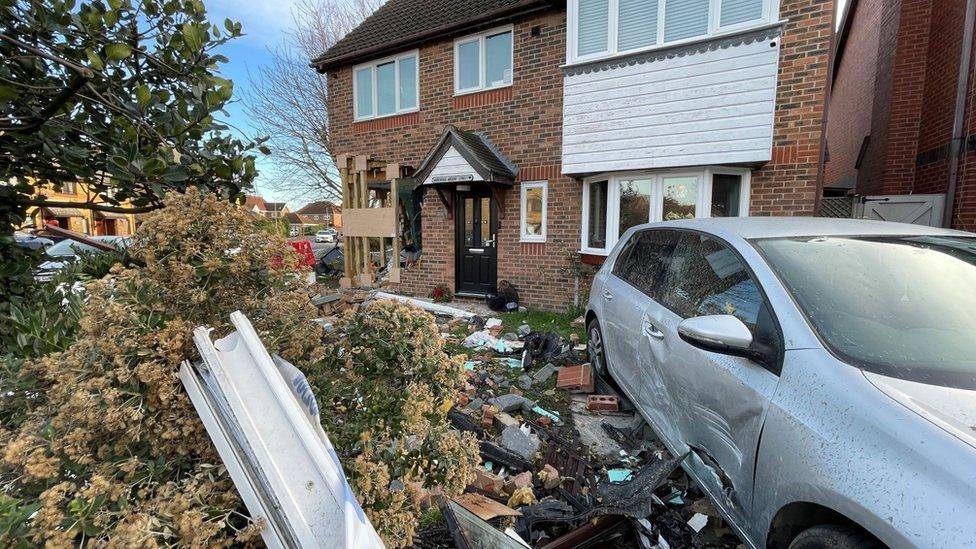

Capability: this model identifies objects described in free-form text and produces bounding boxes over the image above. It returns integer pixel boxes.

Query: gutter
[944,0,976,228]
[311,0,559,72]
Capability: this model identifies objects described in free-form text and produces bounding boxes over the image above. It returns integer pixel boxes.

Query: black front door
[455,190,498,295]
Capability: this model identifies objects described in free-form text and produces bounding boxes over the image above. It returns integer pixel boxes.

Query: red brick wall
[824,0,882,188]
[328,11,580,311]
[749,0,835,216]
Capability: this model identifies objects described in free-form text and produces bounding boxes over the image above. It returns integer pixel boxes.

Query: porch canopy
[412,125,517,217]
[43,207,87,218]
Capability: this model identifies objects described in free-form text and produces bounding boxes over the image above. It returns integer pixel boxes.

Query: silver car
[585,217,976,549]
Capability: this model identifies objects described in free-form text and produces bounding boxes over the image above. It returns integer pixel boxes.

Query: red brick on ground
[586,395,619,412]
[556,364,594,393]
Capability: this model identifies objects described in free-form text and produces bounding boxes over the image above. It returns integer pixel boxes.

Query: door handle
[603,290,614,301]
[642,316,664,339]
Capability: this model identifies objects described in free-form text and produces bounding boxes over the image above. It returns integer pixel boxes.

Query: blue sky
[204,0,302,205]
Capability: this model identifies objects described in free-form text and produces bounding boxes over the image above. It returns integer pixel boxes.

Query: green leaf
[108,0,122,9]
[103,9,118,26]
[0,85,19,102]
[135,85,151,108]
[85,49,104,70]
[105,43,132,61]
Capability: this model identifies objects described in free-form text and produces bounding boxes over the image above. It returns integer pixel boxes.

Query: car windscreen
[755,235,976,389]
[45,238,125,257]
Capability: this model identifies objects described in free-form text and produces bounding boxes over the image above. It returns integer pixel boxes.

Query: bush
[0,189,479,547]
[309,300,480,547]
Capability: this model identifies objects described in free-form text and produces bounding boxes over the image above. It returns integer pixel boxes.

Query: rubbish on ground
[311,292,341,307]
[607,468,634,483]
[508,485,537,507]
[532,405,561,423]
[593,374,636,412]
[454,493,522,520]
[464,330,514,353]
[571,316,585,327]
[468,397,484,411]
[499,357,523,369]
[532,363,559,383]
[486,280,520,312]
[539,464,561,489]
[494,412,520,429]
[375,291,476,318]
[181,311,383,548]
[517,323,532,337]
[464,360,479,370]
[522,331,578,367]
[480,441,533,472]
[500,425,541,461]
[538,515,632,549]
[471,468,505,494]
[489,393,526,412]
[448,409,486,437]
[555,364,594,393]
[518,374,534,390]
[485,317,503,329]
[441,500,527,549]
[587,394,620,412]
[687,513,708,532]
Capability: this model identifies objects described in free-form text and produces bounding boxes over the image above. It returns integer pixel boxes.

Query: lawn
[498,309,586,343]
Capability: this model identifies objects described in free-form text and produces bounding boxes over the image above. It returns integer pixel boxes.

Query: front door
[455,190,497,295]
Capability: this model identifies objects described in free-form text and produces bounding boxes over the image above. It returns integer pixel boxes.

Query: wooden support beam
[488,185,506,220]
[435,187,454,219]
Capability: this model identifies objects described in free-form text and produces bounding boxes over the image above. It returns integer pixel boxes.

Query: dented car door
[644,231,781,528]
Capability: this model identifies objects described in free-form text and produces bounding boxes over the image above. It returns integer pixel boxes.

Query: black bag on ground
[486,280,520,312]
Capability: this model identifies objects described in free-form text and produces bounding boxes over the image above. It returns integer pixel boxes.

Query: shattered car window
[755,235,976,389]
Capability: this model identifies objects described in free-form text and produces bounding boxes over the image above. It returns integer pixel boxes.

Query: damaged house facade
[314,0,833,311]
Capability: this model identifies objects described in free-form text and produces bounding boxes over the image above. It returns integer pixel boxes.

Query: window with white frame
[581,168,750,253]
[353,51,418,121]
[520,181,548,242]
[455,27,513,95]
[569,0,772,63]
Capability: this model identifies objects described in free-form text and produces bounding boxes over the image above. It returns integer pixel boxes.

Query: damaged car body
[586,217,976,548]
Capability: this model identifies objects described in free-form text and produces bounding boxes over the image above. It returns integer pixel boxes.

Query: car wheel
[788,525,880,549]
[586,318,607,376]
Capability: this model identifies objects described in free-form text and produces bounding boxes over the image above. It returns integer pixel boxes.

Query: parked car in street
[35,236,128,283]
[14,231,54,250]
[315,230,335,243]
[586,217,976,549]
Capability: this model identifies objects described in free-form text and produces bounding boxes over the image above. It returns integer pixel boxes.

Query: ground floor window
[581,167,750,254]
[520,180,548,242]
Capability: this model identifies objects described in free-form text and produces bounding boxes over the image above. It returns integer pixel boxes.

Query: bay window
[569,0,774,62]
[455,27,513,94]
[581,168,750,254]
[520,181,548,242]
[353,51,419,121]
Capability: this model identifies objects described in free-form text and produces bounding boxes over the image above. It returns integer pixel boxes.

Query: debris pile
[397,297,744,549]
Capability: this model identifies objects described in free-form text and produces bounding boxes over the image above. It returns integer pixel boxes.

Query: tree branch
[0,33,94,78]
[26,198,162,214]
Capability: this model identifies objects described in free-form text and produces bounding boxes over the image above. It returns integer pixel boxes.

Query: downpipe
[944,0,976,228]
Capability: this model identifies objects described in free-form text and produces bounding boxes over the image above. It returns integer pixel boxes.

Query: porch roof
[413,125,518,188]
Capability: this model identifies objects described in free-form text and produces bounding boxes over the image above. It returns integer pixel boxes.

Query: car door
[640,230,781,527]
[599,236,648,392]
[609,229,682,438]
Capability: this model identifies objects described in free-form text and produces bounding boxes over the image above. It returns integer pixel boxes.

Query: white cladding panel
[423,145,480,184]
[562,36,780,174]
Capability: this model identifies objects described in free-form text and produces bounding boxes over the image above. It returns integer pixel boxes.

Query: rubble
[489,393,526,412]
[499,425,541,461]
[555,364,595,393]
[586,395,620,412]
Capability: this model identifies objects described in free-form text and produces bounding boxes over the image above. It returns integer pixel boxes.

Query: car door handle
[603,290,614,301]
[642,316,664,339]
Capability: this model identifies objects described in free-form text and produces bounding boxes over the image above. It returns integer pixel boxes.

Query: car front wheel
[788,525,880,549]
[586,318,607,377]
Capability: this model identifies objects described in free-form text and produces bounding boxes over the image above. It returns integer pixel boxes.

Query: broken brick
[586,395,619,412]
[471,468,504,494]
[494,412,520,430]
[509,386,523,396]
[504,471,534,495]
[457,393,470,407]
[539,464,561,489]
[481,405,495,428]
[537,416,552,427]
[556,364,594,393]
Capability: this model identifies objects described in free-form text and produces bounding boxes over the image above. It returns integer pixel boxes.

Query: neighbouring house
[296,200,343,228]
[24,179,138,236]
[244,195,291,220]
[285,212,309,236]
[314,0,833,311]
[824,0,976,229]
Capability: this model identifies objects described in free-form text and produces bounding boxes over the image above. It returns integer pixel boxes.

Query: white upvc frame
[352,50,420,122]
[566,0,780,65]
[520,180,548,243]
[580,166,751,255]
[453,25,514,96]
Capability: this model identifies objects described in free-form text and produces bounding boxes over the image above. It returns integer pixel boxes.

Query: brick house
[824,0,976,230]
[314,0,833,311]
[25,180,138,236]
[296,200,343,228]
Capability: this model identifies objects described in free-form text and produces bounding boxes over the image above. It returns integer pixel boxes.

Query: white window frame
[352,50,420,122]
[566,0,779,64]
[454,25,514,96]
[520,180,548,243]
[580,166,751,255]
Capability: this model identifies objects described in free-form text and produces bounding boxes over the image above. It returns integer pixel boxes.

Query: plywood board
[342,207,396,237]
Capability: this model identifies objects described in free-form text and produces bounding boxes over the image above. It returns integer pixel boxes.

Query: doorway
[455,190,497,295]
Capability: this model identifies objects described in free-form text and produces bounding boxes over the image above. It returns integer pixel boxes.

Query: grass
[499,309,586,342]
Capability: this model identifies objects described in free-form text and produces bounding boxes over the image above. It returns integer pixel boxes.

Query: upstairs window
[353,51,419,121]
[455,27,513,95]
[569,0,771,63]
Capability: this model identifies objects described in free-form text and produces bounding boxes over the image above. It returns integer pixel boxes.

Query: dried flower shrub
[309,300,481,547]
[1,189,480,548]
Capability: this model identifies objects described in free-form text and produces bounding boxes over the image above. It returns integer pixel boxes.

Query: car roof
[648,217,973,240]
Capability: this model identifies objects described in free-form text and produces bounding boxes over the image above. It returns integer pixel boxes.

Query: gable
[423,146,481,185]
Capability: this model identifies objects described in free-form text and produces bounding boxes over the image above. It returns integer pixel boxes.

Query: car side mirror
[678,315,756,358]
